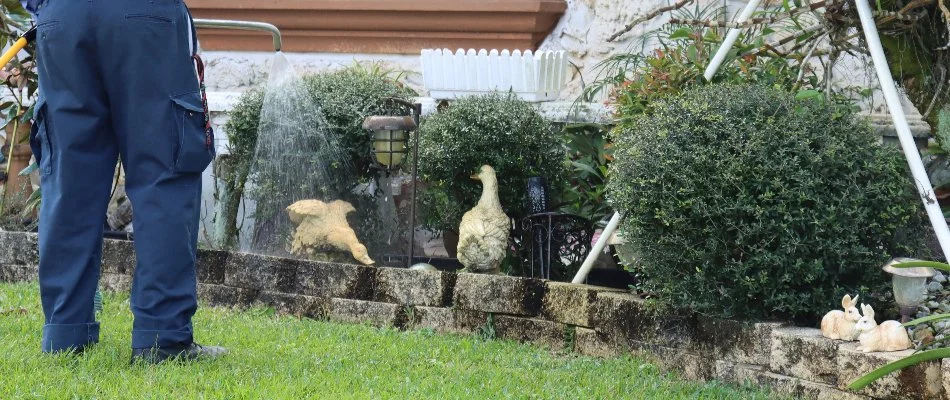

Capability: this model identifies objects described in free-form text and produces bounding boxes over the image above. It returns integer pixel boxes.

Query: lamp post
[362,98,422,267]
[883,257,936,323]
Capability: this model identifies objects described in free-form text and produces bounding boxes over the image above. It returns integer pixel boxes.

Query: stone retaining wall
[0,231,946,399]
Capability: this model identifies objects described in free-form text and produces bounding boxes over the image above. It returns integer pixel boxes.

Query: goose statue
[457,165,510,274]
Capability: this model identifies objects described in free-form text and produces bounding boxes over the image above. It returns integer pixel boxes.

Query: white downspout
[854,0,950,260]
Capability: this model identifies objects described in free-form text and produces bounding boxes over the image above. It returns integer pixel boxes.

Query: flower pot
[2,116,34,200]
[1,143,34,197]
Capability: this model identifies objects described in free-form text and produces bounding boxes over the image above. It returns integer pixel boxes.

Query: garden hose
[0,26,36,70]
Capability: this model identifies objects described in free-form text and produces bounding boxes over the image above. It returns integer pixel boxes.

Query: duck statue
[457,165,510,275]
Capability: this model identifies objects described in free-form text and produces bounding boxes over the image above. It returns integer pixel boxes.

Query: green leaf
[795,90,821,100]
[891,260,950,273]
[572,161,599,176]
[18,162,37,176]
[902,313,950,327]
[669,27,693,40]
[849,348,950,390]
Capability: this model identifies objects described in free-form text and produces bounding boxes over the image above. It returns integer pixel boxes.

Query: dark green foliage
[608,83,927,322]
[219,64,416,255]
[218,88,265,249]
[302,65,417,179]
[414,92,566,233]
[556,123,614,227]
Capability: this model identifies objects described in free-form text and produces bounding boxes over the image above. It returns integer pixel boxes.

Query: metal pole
[572,211,623,284]
[854,0,950,259]
[408,102,422,267]
[703,0,762,81]
[192,19,283,52]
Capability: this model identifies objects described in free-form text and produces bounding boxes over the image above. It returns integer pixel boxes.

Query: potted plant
[0,1,40,220]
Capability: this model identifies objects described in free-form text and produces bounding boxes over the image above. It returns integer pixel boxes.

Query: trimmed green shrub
[415,92,566,233]
[302,65,417,179]
[219,64,416,255]
[608,83,927,322]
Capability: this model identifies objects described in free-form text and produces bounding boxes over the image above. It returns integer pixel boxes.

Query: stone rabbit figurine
[854,304,913,352]
[820,294,861,340]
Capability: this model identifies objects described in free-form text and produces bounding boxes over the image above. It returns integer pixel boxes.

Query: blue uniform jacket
[21,0,38,15]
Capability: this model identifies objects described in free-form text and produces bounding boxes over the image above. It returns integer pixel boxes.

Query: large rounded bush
[608,83,927,322]
[415,92,566,233]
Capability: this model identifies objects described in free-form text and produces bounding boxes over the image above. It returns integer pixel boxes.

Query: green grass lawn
[0,282,785,399]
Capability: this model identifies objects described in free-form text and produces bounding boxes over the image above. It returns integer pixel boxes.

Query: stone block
[374,267,455,307]
[591,291,657,348]
[196,249,228,284]
[197,283,259,308]
[769,327,841,386]
[693,316,784,366]
[452,309,490,333]
[101,238,135,274]
[255,291,326,318]
[837,342,942,399]
[493,315,567,350]
[0,231,38,265]
[541,282,622,327]
[329,298,401,328]
[574,327,620,358]
[0,264,36,283]
[99,273,131,292]
[453,273,544,316]
[412,306,463,334]
[296,261,375,299]
[633,341,713,381]
[225,252,297,293]
[943,358,950,400]
[717,362,867,400]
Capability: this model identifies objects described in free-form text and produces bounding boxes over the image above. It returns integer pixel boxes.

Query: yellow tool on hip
[0,26,36,69]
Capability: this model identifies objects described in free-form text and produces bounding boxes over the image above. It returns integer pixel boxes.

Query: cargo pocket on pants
[29,98,52,177]
[171,91,214,174]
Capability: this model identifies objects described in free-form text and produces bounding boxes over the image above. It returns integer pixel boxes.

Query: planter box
[421,48,568,102]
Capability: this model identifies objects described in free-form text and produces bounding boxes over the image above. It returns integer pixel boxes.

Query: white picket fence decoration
[420,48,568,102]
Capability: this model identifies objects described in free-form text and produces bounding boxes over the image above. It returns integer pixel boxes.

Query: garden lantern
[362,98,423,267]
[882,258,935,323]
[362,115,414,169]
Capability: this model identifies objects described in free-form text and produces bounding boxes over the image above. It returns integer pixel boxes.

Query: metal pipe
[572,211,623,284]
[704,0,762,81]
[192,19,283,52]
[855,0,950,260]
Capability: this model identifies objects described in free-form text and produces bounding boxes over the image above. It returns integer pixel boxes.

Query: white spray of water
[242,52,353,255]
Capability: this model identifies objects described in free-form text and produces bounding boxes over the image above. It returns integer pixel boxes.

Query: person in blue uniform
[23,0,226,363]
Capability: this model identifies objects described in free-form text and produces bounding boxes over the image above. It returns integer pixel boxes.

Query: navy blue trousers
[30,0,214,352]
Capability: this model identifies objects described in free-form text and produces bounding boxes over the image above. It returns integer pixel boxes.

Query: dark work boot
[130,343,227,365]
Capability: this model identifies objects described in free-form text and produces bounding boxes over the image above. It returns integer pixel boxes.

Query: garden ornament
[854,304,913,352]
[457,165,509,275]
[287,199,375,265]
[819,294,861,341]
[409,263,438,272]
